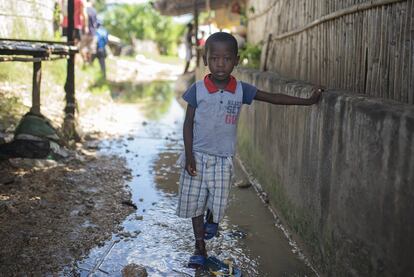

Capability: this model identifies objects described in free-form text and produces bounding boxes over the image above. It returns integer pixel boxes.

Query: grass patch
[0,57,107,129]
[134,51,182,65]
[0,62,33,84]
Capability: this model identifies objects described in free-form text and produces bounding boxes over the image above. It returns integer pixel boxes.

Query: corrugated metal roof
[153,0,231,16]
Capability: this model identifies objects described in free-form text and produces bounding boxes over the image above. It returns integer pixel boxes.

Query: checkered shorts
[176,152,233,223]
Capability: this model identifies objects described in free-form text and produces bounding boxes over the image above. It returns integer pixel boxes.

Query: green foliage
[0,63,32,84]
[239,43,262,69]
[103,3,185,55]
[94,0,107,13]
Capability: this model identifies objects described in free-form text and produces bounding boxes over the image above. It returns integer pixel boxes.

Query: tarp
[0,113,67,160]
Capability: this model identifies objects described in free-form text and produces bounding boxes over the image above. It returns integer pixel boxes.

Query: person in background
[80,0,98,64]
[198,30,206,47]
[60,0,87,45]
[94,21,109,79]
[183,23,194,74]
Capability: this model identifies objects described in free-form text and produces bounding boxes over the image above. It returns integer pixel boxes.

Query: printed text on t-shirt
[225,100,242,124]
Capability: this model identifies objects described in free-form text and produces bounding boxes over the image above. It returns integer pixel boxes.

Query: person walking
[95,21,109,79]
[80,0,98,64]
[60,0,87,45]
[183,23,194,74]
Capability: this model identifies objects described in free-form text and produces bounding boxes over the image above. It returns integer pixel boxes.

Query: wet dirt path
[67,79,317,277]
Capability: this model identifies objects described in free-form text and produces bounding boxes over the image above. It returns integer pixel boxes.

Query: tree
[103,3,185,55]
[94,0,107,13]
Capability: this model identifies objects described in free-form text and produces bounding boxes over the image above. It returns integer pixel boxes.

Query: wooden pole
[31,61,42,115]
[261,33,272,72]
[194,0,200,67]
[63,0,79,141]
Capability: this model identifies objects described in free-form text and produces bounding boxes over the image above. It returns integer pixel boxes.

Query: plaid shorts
[176,152,233,223]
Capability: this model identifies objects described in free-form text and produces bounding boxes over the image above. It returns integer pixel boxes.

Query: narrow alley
[64,63,316,276]
[1,0,413,276]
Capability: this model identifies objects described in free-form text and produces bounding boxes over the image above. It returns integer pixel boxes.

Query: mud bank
[0,151,135,275]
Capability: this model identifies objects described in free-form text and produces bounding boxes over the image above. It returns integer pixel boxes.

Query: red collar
[204,74,237,94]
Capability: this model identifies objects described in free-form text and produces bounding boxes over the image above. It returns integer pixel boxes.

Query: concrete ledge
[198,66,414,276]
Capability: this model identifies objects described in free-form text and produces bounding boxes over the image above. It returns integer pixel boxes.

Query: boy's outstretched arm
[183,105,197,176]
[254,87,323,105]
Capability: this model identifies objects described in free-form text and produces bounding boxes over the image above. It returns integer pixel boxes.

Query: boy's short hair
[205,32,238,56]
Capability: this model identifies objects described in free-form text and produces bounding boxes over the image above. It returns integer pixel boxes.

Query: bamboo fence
[249,0,413,104]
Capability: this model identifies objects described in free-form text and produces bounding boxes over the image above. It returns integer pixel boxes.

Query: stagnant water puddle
[68,81,317,276]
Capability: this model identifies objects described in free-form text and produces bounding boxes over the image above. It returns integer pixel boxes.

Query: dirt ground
[0,103,137,275]
[0,57,183,275]
[0,152,135,275]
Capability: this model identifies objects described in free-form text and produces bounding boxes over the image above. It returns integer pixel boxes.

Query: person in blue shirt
[95,21,109,79]
[177,32,323,268]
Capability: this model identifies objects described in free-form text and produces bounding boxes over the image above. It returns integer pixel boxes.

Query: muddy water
[71,82,317,276]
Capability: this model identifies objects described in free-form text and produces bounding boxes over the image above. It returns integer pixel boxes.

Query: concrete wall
[197,67,414,276]
[0,0,55,39]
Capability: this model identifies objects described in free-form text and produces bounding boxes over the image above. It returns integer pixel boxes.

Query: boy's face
[203,41,239,81]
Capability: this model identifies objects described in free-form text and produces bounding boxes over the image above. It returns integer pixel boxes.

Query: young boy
[177,32,322,267]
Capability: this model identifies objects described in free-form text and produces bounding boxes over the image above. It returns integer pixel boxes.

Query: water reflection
[109,81,174,120]
[153,151,181,196]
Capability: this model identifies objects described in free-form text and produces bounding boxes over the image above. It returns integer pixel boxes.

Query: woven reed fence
[248,0,413,104]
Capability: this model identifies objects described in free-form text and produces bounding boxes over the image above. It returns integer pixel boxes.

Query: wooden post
[194,0,200,67]
[31,61,42,115]
[63,0,79,141]
[261,33,272,72]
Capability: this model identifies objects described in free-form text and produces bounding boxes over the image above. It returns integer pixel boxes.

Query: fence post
[31,61,42,115]
[63,0,79,141]
[194,0,200,67]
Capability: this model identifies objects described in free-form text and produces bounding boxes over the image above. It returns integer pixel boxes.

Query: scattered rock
[0,175,15,186]
[85,140,100,150]
[84,133,100,141]
[234,180,252,189]
[261,192,270,204]
[122,263,148,277]
[142,121,148,126]
[228,229,248,239]
[5,204,18,214]
[119,231,131,238]
[121,200,138,210]
[0,154,134,274]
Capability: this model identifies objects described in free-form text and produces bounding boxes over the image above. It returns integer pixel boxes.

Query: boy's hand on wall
[308,87,324,104]
[185,155,197,176]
